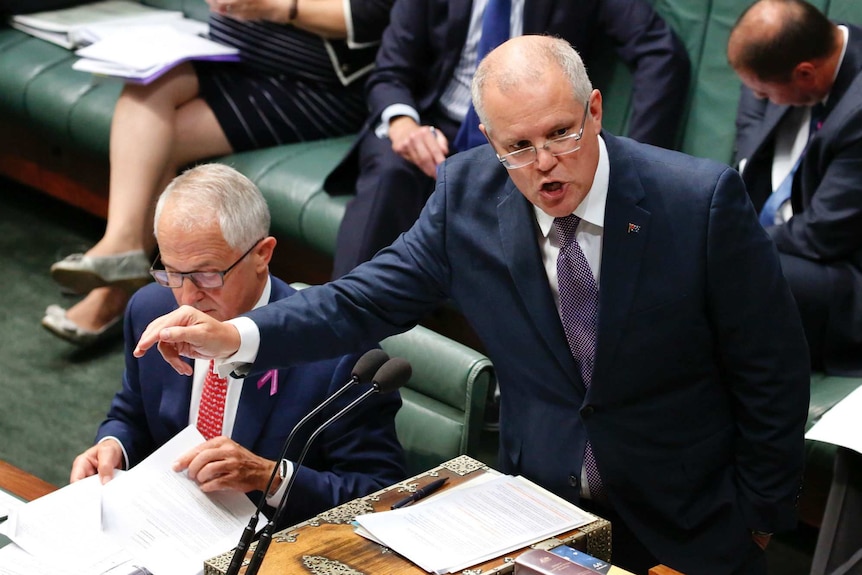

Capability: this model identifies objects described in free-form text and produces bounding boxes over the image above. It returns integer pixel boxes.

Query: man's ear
[255,236,277,270]
[792,61,818,87]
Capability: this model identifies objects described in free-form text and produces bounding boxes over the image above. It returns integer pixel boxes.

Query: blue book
[549,545,612,574]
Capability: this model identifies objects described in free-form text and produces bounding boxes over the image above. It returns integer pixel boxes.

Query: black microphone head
[371,358,412,393]
[352,349,390,384]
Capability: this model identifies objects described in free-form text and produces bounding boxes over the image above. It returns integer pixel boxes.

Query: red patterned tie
[197,359,228,440]
[554,215,605,500]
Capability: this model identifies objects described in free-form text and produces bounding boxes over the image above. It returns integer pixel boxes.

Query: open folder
[9,0,184,49]
[72,24,239,84]
[354,474,595,574]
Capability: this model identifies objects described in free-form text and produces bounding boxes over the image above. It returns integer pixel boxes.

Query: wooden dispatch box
[205,455,611,575]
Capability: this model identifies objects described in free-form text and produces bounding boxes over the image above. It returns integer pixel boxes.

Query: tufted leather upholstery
[289,284,493,476]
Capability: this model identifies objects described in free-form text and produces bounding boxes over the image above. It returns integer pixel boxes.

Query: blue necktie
[554,215,605,500]
[759,103,825,226]
[453,0,511,152]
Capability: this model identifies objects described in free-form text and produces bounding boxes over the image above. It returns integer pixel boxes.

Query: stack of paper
[0,427,259,575]
[72,24,239,84]
[9,0,184,49]
[354,474,596,574]
[806,384,862,454]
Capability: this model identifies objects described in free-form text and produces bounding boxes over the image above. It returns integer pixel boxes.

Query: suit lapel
[231,277,287,448]
[497,183,582,387]
[232,371,280,448]
[524,0,553,34]
[593,136,651,388]
[159,361,193,437]
[446,0,473,62]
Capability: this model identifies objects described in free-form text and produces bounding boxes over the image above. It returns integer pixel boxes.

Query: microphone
[224,348,390,575]
[243,357,412,575]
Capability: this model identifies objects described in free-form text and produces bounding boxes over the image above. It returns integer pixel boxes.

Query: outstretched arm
[134,305,241,375]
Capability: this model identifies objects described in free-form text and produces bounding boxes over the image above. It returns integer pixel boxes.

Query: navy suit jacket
[367,0,690,148]
[247,134,809,573]
[734,23,862,374]
[97,277,405,528]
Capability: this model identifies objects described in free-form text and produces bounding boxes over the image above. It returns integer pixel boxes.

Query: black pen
[391,477,449,509]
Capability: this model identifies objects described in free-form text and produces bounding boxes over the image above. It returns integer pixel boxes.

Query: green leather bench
[290,283,493,477]
[380,326,493,476]
[2,0,861,527]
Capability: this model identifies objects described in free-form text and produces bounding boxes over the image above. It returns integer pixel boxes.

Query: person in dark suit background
[327,0,691,278]
[728,0,862,376]
[135,36,809,574]
[70,163,405,529]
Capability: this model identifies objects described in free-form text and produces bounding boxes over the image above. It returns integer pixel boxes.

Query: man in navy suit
[729,0,862,376]
[70,164,404,529]
[136,37,809,574]
[328,0,691,278]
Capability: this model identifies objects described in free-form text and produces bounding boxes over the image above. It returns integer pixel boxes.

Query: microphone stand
[243,385,383,575]
[223,349,389,575]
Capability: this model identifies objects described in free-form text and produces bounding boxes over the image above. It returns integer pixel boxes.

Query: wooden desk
[649,565,685,575]
[0,460,57,502]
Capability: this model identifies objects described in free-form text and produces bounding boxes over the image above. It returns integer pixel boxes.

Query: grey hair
[471,35,592,134]
[154,163,270,250]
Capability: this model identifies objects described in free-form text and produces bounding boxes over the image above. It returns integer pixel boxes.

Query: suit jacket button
[581,405,594,417]
[568,474,579,488]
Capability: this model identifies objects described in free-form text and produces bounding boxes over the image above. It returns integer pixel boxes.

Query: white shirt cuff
[374,104,421,139]
[214,316,261,378]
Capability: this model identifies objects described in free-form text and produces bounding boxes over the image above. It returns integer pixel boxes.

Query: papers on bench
[806,384,862,455]
[354,474,596,574]
[9,0,184,49]
[72,24,239,84]
[0,426,259,575]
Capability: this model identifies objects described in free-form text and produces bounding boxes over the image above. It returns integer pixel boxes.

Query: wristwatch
[278,458,290,482]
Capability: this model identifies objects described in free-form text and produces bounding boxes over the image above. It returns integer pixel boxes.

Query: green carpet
[0,179,124,487]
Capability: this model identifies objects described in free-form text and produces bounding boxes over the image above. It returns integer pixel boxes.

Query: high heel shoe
[41,305,124,346]
[50,250,151,294]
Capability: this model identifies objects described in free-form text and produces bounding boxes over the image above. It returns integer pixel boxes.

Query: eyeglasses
[149,238,263,289]
[495,99,590,170]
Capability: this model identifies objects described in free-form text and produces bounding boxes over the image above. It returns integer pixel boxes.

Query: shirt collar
[535,135,609,237]
[254,275,272,310]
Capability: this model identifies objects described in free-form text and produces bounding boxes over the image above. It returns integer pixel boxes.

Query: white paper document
[806,384,862,455]
[73,25,239,84]
[9,0,183,49]
[0,488,23,522]
[3,426,257,575]
[355,474,595,574]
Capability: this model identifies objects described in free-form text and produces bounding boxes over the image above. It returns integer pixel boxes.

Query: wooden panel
[205,456,612,575]
[0,115,109,218]
[649,565,686,575]
[0,460,57,502]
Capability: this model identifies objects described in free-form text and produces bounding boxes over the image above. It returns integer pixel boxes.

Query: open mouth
[541,181,564,194]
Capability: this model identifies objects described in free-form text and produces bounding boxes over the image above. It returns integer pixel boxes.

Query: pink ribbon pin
[257,370,278,396]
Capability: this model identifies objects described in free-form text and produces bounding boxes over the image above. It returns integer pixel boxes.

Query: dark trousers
[778,252,832,373]
[331,113,460,279]
[577,498,767,575]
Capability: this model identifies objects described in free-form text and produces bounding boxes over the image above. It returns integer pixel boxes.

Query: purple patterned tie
[554,215,605,500]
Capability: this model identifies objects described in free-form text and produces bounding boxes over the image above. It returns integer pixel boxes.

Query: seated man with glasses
[70,163,405,530]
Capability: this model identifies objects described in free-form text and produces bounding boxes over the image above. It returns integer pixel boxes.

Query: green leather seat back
[289,284,493,476]
[381,325,492,476]
[215,137,353,248]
